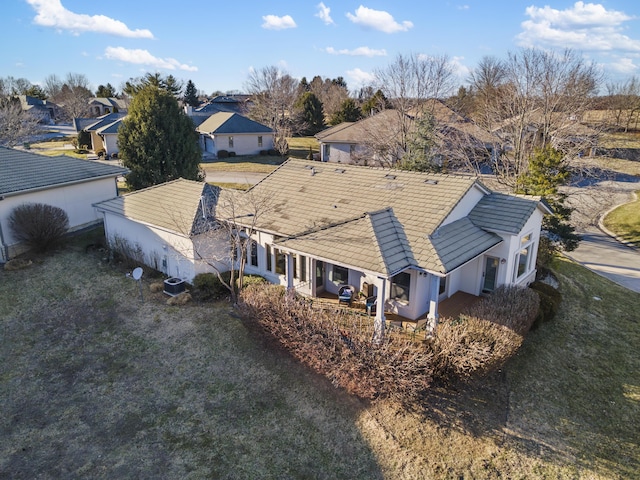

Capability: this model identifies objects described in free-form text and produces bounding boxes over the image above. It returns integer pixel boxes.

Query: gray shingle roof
[0,146,128,197]
[277,208,415,275]
[94,179,219,236]
[241,159,489,274]
[430,218,502,271]
[469,192,539,235]
[196,112,273,135]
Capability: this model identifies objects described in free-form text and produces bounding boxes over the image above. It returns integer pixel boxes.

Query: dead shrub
[430,316,523,381]
[239,284,434,402]
[109,234,146,270]
[166,292,192,306]
[8,203,69,253]
[430,285,539,382]
[4,258,33,271]
[149,282,164,293]
[464,285,540,335]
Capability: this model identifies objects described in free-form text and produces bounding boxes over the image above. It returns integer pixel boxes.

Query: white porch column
[427,275,440,333]
[373,277,387,344]
[286,253,294,289]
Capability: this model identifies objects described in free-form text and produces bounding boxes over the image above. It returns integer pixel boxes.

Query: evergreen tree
[96,83,117,98]
[517,146,580,251]
[294,92,325,135]
[183,80,199,107]
[398,114,442,172]
[123,73,183,98]
[360,89,389,117]
[118,85,203,190]
[328,98,362,125]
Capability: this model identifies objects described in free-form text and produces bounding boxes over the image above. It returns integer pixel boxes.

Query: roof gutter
[1,172,127,199]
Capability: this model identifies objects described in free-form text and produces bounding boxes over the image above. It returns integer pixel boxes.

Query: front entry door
[315,261,325,295]
[482,257,499,293]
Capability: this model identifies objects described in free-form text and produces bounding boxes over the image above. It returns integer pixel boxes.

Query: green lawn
[1,236,638,478]
[603,190,640,247]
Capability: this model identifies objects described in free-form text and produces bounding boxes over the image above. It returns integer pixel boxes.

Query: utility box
[163,277,186,296]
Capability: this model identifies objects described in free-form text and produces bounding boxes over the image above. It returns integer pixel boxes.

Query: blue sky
[2,0,640,95]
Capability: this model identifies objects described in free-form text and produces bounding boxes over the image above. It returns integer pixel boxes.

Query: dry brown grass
[1,242,637,479]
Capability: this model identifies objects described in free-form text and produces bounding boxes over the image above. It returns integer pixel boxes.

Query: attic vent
[334,168,345,174]
[384,174,397,180]
[305,165,314,169]
[424,179,439,185]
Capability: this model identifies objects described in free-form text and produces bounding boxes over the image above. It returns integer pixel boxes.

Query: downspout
[0,217,8,262]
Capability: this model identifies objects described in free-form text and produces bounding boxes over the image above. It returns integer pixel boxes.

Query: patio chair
[338,285,355,305]
[365,296,377,316]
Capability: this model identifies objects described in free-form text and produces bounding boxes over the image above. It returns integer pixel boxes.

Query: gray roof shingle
[196,112,273,135]
[0,146,128,197]
[94,179,219,236]
[469,192,538,234]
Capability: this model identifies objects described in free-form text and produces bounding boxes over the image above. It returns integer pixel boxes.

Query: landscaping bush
[108,234,146,270]
[96,148,106,157]
[267,149,278,156]
[217,150,229,158]
[239,284,434,402]
[76,130,91,152]
[192,272,229,300]
[228,151,236,157]
[429,285,539,382]
[463,285,540,335]
[259,150,268,156]
[8,203,69,253]
[529,281,562,325]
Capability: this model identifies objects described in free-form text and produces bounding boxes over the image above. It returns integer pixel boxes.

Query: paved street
[205,171,267,185]
[565,226,640,293]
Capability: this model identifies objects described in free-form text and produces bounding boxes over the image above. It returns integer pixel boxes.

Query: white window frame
[514,232,535,281]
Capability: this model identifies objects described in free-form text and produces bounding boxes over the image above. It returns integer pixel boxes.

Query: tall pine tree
[183,80,199,107]
[517,145,580,251]
[118,85,203,190]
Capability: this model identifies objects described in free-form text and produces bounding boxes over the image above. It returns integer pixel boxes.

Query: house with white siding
[196,112,274,157]
[101,158,549,334]
[0,146,127,262]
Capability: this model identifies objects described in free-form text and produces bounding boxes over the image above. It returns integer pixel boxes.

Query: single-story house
[233,159,550,329]
[0,146,127,262]
[196,112,274,157]
[316,101,500,167]
[74,113,126,156]
[98,159,549,333]
[94,179,225,282]
[88,97,128,117]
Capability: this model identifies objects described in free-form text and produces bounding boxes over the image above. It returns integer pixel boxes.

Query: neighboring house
[316,102,500,166]
[74,113,126,156]
[492,109,599,156]
[0,146,127,262]
[88,97,128,117]
[94,179,224,282]
[18,95,59,124]
[196,112,274,157]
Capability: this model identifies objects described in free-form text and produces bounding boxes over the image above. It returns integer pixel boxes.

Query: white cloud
[346,68,376,87]
[608,57,639,74]
[325,46,387,57]
[26,0,153,38]
[457,5,470,11]
[449,56,471,80]
[262,14,297,30]
[517,2,640,52]
[104,47,198,72]
[315,2,334,25]
[346,6,413,33]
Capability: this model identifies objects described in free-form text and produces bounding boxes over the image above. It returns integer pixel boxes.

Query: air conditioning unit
[163,277,186,296]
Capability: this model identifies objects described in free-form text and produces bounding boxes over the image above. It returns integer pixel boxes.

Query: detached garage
[0,146,127,262]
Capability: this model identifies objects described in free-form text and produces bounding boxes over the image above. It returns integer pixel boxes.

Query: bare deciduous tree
[0,97,43,146]
[44,72,93,121]
[470,48,603,188]
[245,66,299,151]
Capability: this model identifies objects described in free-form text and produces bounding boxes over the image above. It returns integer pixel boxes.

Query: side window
[391,272,411,302]
[228,136,234,148]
